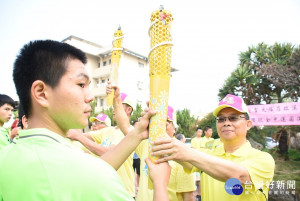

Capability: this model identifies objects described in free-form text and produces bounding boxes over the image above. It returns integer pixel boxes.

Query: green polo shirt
[0,128,133,201]
[0,127,10,150]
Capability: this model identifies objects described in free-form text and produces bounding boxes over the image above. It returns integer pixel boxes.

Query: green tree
[219,42,297,104]
[130,104,143,124]
[89,100,97,118]
[260,45,300,102]
[176,108,196,137]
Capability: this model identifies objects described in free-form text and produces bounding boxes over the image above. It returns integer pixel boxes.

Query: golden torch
[148,5,173,162]
[106,26,124,106]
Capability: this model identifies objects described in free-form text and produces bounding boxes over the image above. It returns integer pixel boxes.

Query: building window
[96,97,101,107]
[109,59,111,65]
[137,81,143,90]
[98,62,101,68]
[102,79,105,83]
[100,99,104,106]
[103,61,107,66]
[138,62,144,68]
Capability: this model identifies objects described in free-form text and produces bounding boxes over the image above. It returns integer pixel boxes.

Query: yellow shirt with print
[191,137,202,150]
[135,140,153,201]
[199,136,214,149]
[135,139,195,201]
[210,138,223,150]
[90,127,135,197]
[191,141,275,201]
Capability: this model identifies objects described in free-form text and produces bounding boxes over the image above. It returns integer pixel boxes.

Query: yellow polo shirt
[191,137,202,150]
[192,141,275,201]
[135,140,196,201]
[168,161,196,201]
[199,136,214,149]
[210,138,223,150]
[135,140,153,201]
[91,127,135,197]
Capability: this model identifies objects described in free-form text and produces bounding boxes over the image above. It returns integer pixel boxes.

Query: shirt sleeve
[241,151,275,190]
[90,129,105,144]
[135,139,147,158]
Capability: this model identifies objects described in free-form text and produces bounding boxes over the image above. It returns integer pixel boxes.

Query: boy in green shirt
[0,94,15,149]
[0,40,170,201]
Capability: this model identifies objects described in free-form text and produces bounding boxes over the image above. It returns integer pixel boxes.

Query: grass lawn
[273,158,300,194]
[266,148,300,195]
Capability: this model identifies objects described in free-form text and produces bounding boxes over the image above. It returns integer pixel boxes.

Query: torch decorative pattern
[148,6,173,162]
[106,26,124,106]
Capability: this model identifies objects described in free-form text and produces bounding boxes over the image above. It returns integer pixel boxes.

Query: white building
[63,35,177,112]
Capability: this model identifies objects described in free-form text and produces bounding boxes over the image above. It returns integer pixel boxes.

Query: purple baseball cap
[213,94,249,117]
[89,113,111,126]
[167,105,178,129]
[120,93,134,109]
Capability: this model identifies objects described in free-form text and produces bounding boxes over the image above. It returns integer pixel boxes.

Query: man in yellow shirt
[191,128,203,150]
[199,126,214,149]
[151,94,275,201]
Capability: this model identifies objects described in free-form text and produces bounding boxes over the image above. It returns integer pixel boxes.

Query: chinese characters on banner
[247,102,300,126]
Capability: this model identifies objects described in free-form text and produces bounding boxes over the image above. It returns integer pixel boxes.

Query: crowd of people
[0,39,275,201]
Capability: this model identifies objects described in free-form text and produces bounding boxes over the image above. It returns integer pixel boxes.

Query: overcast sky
[0,0,299,116]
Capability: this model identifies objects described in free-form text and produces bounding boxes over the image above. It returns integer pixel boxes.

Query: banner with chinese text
[247,102,300,126]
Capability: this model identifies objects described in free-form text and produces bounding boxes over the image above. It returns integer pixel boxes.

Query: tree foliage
[130,104,143,124]
[176,109,197,137]
[218,42,299,104]
[89,99,97,119]
[260,45,300,100]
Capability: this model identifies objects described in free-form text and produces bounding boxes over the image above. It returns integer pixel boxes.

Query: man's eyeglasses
[216,115,246,123]
[93,121,106,125]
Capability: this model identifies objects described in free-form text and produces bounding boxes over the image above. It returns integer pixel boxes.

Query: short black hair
[0,94,15,108]
[176,134,185,141]
[123,103,133,116]
[17,103,25,129]
[13,40,87,118]
[204,126,212,132]
[244,113,250,120]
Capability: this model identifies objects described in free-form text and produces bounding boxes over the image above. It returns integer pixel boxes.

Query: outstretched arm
[101,108,156,170]
[151,138,251,184]
[67,129,111,156]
